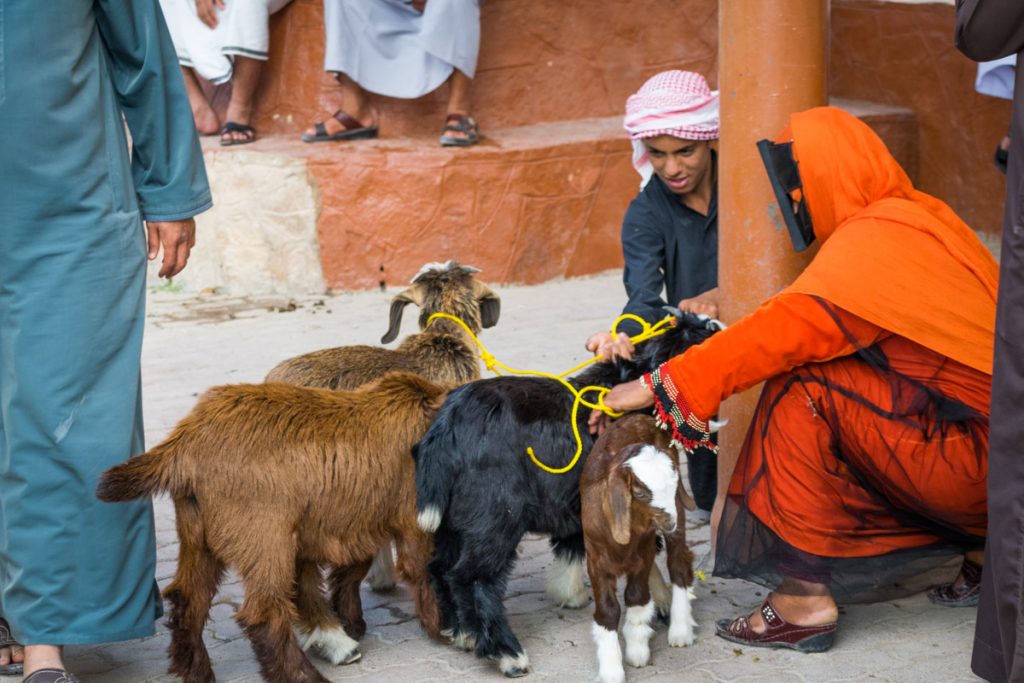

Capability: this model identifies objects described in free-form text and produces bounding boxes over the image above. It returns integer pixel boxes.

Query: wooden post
[714,0,829,539]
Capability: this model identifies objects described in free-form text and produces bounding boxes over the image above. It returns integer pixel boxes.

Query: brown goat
[96,372,447,683]
[265,261,500,390]
[580,413,697,683]
[266,261,499,594]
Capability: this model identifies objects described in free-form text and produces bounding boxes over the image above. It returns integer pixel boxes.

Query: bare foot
[0,642,23,671]
[181,67,220,136]
[745,592,838,633]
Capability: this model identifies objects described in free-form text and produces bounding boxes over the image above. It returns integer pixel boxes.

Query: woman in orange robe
[598,106,998,652]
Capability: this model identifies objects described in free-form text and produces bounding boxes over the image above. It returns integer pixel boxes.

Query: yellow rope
[425,312,675,474]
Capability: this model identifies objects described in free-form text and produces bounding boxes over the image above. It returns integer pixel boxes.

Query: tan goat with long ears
[581,413,697,683]
[97,372,447,683]
[266,260,500,390]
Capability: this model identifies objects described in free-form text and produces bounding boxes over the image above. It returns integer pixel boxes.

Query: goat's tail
[96,435,189,502]
[413,424,459,533]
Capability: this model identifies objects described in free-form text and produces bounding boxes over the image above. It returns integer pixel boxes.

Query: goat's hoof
[498,653,531,678]
[450,630,477,651]
[597,669,626,683]
[668,627,696,648]
[624,645,650,668]
[558,592,589,610]
[299,625,363,665]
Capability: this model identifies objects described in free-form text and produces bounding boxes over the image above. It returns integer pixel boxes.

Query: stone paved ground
[67,272,979,682]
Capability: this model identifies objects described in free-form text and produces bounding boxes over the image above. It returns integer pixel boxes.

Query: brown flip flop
[302,110,378,143]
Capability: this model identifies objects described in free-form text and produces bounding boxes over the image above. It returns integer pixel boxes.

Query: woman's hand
[588,379,654,435]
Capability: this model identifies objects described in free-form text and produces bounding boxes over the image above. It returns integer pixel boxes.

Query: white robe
[323,0,480,99]
[160,0,291,84]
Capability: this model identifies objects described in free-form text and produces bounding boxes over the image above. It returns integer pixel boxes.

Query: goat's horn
[460,264,481,274]
[662,305,684,318]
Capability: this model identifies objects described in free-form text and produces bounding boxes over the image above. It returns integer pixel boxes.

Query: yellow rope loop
[424,311,673,475]
[557,313,676,379]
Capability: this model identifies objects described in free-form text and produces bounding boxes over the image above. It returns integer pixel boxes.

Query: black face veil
[757,139,816,252]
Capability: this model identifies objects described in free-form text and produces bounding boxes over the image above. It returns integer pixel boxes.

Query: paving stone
[63,273,980,682]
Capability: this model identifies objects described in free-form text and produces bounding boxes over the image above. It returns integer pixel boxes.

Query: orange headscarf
[781,107,998,374]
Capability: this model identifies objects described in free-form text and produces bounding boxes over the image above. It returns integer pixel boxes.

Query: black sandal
[23,669,80,683]
[219,121,257,147]
[0,618,22,676]
[439,113,480,147]
[928,556,982,607]
[301,110,378,143]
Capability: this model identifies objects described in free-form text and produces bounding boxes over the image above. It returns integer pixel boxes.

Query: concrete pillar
[714,1,829,532]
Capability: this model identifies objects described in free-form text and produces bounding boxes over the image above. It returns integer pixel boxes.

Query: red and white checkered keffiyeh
[624,71,719,188]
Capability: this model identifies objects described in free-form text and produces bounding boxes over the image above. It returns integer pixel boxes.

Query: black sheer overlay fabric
[714,298,988,602]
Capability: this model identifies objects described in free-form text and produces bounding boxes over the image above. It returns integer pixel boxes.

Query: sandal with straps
[23,669,80,683]
[0,617,23,675]
[928,556,982,607]
[715,596,837,653]
[439,113,479,147]
[301,110,378,143]
[219,121,257,147]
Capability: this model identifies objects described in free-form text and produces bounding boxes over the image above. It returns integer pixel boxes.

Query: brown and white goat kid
[97,372,447,683]
[266,260,499,592]
[581,414,697,683]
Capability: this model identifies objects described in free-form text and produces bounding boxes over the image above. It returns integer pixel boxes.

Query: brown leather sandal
[301,110,378,143]
[0,618,23,676]
[928,556,982,607]
[439,113,479,147]
[715,597,837,653]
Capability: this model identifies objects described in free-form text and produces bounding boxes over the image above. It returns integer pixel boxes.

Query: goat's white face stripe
[625,445,678,529]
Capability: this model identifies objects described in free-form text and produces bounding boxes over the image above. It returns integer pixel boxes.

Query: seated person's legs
[439,69,479,147]
[220,56,263,144]
[180,66,220,136]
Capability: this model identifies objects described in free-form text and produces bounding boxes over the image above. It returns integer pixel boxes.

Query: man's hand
[196,0,225,29]
[411,0,427,11]
[588,379,654,434]
[147,219,196,279]
[585,331,636,362]
[677,287,719,319]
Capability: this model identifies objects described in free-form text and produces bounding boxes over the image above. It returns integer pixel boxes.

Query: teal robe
[0,1,211,644]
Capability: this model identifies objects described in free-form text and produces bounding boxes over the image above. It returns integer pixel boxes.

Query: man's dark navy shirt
[619,169,718,335]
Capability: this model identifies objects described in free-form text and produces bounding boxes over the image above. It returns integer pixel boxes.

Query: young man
[585,70,720,511]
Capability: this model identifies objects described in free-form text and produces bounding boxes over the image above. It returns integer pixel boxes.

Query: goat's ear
[652,427,673,453]
[676,468,697,511]
[381,285,424,344]
[472,279,501,329]
[603,467,632,546]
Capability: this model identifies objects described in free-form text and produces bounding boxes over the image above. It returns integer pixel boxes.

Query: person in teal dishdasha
[0,3,211,681]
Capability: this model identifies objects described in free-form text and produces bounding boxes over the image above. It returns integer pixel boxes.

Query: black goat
[413,311,719,677]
